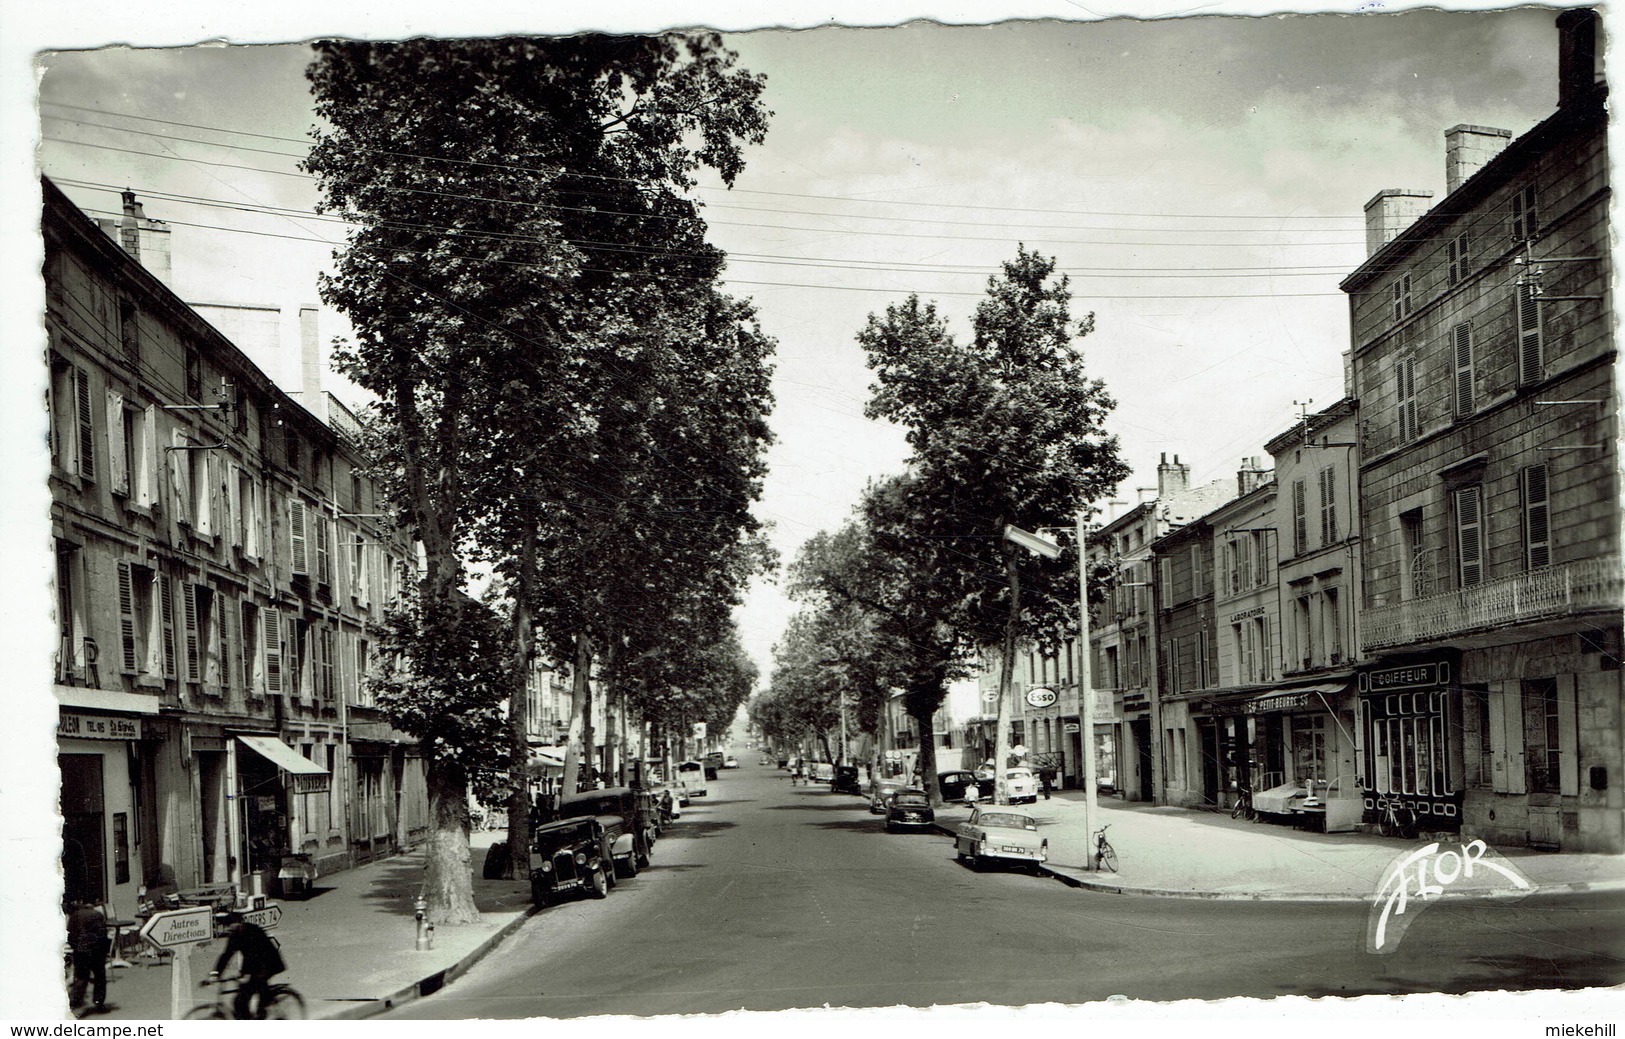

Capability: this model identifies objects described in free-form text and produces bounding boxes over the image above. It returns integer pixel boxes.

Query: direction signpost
[139,906,215,1019]
[241,904,282,930]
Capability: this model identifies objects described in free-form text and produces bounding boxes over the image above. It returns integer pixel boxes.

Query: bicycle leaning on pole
[1092,824,1118,873]
[187,975,306,1020]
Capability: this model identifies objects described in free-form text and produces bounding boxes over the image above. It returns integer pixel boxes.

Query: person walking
[964,778,981,806]
[65,899,110,1015]
[1039,769,1053,800]
[208,909,286,1020]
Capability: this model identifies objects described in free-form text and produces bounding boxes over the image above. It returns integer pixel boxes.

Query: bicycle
[1376,796,1418,840]
[1092,824,1118,873]
[1230,787,1256,821]
[187,975,306,1020]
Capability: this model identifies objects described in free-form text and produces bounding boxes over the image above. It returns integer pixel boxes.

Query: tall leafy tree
[858,247,1130,803]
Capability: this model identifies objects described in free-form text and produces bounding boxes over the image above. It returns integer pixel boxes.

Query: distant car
[884,789,935,833]
[831,764,862,795]
[1005,767,1038,804]
[723,755,739,769]
[954,806,1048,871]
[676,760,708,798]
[938,770,991,804]
[869,777,907,814]
[555,787,653,878]
[528,818,612,905]
[810,762,835,783]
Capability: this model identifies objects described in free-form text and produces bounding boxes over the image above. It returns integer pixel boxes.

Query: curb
[317,906,537,1021]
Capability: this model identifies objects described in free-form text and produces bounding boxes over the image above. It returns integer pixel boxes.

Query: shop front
[1357,657,1463,831]
[57,692,159,913]
[232,733,330,898]
[1211,682,1362,830]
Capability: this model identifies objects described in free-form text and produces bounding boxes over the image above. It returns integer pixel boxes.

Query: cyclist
[207,909,286,1020]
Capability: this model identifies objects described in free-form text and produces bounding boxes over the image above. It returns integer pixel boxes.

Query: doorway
[59,753,105,905]
[1131,719,1153,801]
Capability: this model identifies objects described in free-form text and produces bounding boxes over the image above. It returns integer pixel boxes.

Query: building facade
[1344,10,1620,851]
[47,178,426,911]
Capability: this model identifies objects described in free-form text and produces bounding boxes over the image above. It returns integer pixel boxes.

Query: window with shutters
[1516,283,1543,386]
[1510,183,1539,243]
[1253,530,1270,586]
[1401,509,1433,599]
[57,364,98,483]
[1324,588,1342,663]
[261,606,282,695]
[133,407,156,508]
[116,561,146,677]
[170,429,191,523]
[293,617,312,701]
[1395,356,1419,443]
[1451,323,1475,419]
[1255,616,1271,678]
[1291,479,1308,556]
[1523,677,1561,794]
[1319,466,1338,545]
[1295,595,1313,670]
[181,583,202,685]
[315,513,332,589]
[239,601,259,695]
[1390,275,1413,323]
[356,638,371,706]
[158,574,177,680]
[55,545,87,684]
[289,499,309,578]
[1454,485,1485,588]
[106,391,129,496]
[1522,464,1551,570]
[1447,232,1471,285]
[189,449,212,535]
[319,627,336,702]
[238,472,260,560]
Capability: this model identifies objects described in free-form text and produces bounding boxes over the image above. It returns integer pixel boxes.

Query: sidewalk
[83,830,531,1021]
[927,788,1625,900]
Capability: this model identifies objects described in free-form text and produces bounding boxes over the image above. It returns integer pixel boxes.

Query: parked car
[954,806,1048,871]
[724,755,739,769]
[831,764,862,795]
[528,817,612,905]
[809,761,835,782]
[869,777,907,814]
[676,760,709,799]
[937,770,991,804]
[555,787,653,878]
[884,789,935,833]
[1005,767,1038,804]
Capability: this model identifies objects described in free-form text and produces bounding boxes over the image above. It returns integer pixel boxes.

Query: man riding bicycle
[207,910,286,1019]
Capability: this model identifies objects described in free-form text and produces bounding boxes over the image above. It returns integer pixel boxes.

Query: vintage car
[555,787,654,879]
[868,777,907,813]
[676,760,709,798]
[937,769,992,804]
[529,817,612,906]
[1005,767,1039,804]
[809,761,835,783]
[884,789,935,833]
[954,806,1048,871]
[723,755,739,769]
[704,751,725,779]
[831,764,862,795]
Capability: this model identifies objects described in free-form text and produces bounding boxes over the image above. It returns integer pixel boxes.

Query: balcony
[1363,555,1623,651]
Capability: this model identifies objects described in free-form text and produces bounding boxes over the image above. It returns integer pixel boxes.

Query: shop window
[1291,714,1327,784]
[1523,678,1561,794]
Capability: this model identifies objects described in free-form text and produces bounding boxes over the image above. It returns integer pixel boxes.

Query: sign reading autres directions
[138,905,214,949]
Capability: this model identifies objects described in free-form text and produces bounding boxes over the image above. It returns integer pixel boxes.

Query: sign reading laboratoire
[1025,687,1058,708]
[139,905,214,949]
[240,904,282,930]
[58,712,141,741]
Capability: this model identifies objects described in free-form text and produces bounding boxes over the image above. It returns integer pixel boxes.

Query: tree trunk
[422,757,480,925]
[565,633,594,792]
[506,527,537,878]
[994,547,1022,805]
[908,696,941,806]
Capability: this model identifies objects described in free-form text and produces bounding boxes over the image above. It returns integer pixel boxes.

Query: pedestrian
[208,909,286,1020]
[964,778,980,806]
[65,899,110,1015]
[1040,769,1053,800]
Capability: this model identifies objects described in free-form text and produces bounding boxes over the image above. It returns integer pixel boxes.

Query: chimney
[1237,456,1271,497]
[1157,452,1190,501]
[1557,8,1602,108]
[1363,189,1434,256]
[299,306,328,423]
[96,188,174,286]
[1445,125,1512,194]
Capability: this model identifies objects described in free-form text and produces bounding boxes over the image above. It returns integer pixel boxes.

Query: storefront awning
[1248,682,1349,714]
[237,734,328,776]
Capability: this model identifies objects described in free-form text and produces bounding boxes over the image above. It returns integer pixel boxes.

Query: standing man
[65,900,110,1015]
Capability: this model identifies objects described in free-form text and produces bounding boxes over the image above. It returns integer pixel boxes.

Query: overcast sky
[3,0,1615,1028]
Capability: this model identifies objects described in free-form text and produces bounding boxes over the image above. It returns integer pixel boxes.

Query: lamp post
[1074,511,1098,869]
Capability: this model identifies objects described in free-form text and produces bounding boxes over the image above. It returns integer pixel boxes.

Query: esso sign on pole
[692,722,707,740]
[1025,687,1058,709]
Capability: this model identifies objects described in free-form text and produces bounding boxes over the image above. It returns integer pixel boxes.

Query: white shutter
[262,606,282,694]
[1517,284,1543,385]
[1455,486,1484,588]
[73,367,96,481]
[1523,464,1551,569]
[106,391,128,494]
[196,452,214,537]
[1453,323,1475,418]
[1559,676,1579,797]
[315,514,331,587]
[226,465,242,548]
[170,428,190,522]
[289,500,309,577]
[245,478,261,560]
[117,561,138,674]
[139,406,159,508]
[182,582,201,683]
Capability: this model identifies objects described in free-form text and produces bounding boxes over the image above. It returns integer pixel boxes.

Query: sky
[3,0,1614,1024]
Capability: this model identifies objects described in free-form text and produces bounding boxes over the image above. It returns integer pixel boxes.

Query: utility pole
[1076,510,1099,869]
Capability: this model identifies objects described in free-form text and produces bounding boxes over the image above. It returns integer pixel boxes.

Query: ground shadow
[807,818,896,835]
[660,819,738,839]
[760,801,873,813]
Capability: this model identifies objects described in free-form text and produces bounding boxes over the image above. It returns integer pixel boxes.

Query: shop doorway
[1261,715,1286,787]
[237,748,289,883]
[59,754,105,905]
[1131,719,1153,801]
[1197,721,1221,806]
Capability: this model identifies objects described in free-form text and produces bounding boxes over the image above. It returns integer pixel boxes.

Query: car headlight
[539,861,552,872]
[574,851,587,865]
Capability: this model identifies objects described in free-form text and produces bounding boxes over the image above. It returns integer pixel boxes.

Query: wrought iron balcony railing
[1363,555,1623,651]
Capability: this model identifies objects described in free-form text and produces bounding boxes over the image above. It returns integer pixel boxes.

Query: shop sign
[1025,687,1058,708]
[1228,605,1267,623]
[292,773,330,794]
[1362,662,1449,693]
[1062,722,1081,734]
[58,711,140,741]
[1251,692,1314,714]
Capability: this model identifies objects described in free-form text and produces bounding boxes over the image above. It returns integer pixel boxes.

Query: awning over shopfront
[237,734,329,792]
[1247,682,1348,714]
[529,746,566,775]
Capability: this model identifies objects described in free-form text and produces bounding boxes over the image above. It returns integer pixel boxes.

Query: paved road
[389,760,1625,1018]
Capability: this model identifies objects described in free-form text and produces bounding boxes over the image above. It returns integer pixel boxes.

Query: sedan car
[884,789,935,833]
[723,755,739,769]
[954,807,1048,872]
[937,770,991,804]
[1005,767,1038,804]
[868,777,907,814]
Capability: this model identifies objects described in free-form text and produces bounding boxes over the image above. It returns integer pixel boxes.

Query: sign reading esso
[1025,687,1058,708]
[692,722,707,740]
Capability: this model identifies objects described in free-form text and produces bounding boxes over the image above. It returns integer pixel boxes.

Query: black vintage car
[831,764,862,795]
[528,818,611,906]
[555,787,654,879]
[884,788,935,833]
[937,769,993,804]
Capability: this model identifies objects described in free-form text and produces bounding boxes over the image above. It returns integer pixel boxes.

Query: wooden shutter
[1452,323,1475,417]
[1523,464,1551,569]
[139,406,158,508]
[1319,466,1337,544]
[226,465,242,548]
[182,583,201,683]
[196,452,214,536]
[74,367,96,481]
[289,499,309,576]
[262,606,282,694]
[1517,284,1543,385]
[170,428,190,520]
[239,601,257,692]
[321,628,336,701]
[106,391,128,494]
[1292,479,1308,556]
[1455,486,1484,588]
[117,561,138,674]
[315,514,332,587]
[159,575,177,678]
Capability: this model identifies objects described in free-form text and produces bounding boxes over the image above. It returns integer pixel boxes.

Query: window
[1318,466,1338,545]
[1516,283,1543,386]
[1523,678,1561,794]
[1447,232,1471,285]
[132,407,156,508]
[1253,531,1270,586]
[314,513,332,588]
[239,602,261,695]
[1391,274,1412,322]
[106,391,129,495]
[118,300,140,364]
[1158,558,1172,608]
[185,347,203,400]
[1395,356,1419,443]
[53,363,97,481]
[319,627,336,702]
[1196,630,1209,689]
[237,470,261,559]
[1324,588,1342,664]
[1254,616,1271,679]
[1454,485,1484,588]
[1291,479,1308,556]
[1522,464,1550,569]
[1295,594,1313,669]
[56,545,88,683]
[1510,182,1539,243]
[1452,323,1475,418]
[1232,623,1246,683]
[1401,509,1432,599]
[289,499,310,578]
[1464,687,1493,788]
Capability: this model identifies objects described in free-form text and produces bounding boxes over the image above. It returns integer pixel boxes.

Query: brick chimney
[1557,8,1602,109]
[1156,452,1190,500]
[299,306,328,423]
[1237,456,1272,496]
[1445,125,1512,194]
[1363,189,1433,256]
